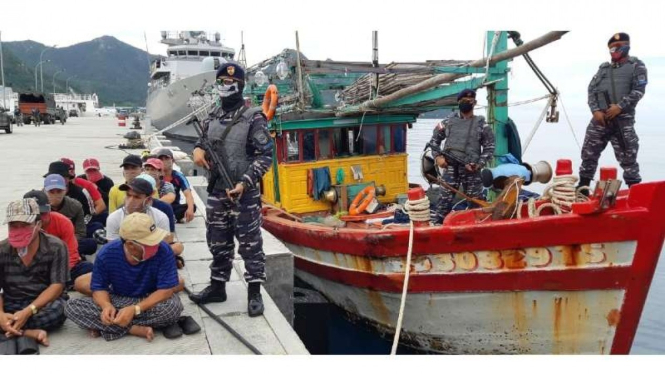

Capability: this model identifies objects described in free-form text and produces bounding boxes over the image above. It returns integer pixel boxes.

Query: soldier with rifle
[189,63,273,317]
[427,88,496,224]
[579,32,648,193]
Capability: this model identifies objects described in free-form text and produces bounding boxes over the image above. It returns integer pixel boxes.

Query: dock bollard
[407,187,430,227]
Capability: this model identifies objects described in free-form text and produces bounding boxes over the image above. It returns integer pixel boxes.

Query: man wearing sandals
[0,199,69,348]
[65,213,184,341]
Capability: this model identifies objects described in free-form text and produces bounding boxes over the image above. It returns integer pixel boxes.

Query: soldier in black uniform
[579,32,648,192]
[428,89,495,224]
[189,63,273,317]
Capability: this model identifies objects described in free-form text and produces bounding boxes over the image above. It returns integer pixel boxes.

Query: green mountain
[2,36,154,106]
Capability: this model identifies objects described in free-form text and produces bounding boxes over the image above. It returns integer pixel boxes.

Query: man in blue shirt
[156,149,196,223]
[64,213,183,341]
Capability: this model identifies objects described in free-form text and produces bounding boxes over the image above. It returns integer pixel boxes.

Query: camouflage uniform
[428,112,495,224]
[194,106,273,283]
[580,57,648,186]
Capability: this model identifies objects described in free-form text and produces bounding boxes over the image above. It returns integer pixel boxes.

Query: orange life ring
[262,84,278,121]
[349,186,376,216]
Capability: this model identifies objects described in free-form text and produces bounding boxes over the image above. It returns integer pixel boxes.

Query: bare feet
[88,329,101,338]
[23,329,49,347]
[129,325,154,342]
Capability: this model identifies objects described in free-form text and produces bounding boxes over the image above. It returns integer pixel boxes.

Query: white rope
[517,175,591,218]
[482,31,501,84]
[521,95,554,155]
[391,194,430,354]
[475,94,550,110]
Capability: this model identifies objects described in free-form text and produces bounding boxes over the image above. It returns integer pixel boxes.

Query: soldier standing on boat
[190,63,273,317]
[428,89,495,224]
[578,32,647,193]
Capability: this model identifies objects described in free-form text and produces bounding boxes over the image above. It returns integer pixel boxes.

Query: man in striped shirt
[65,213,183,341]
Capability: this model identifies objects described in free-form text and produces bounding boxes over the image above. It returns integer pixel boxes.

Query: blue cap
[44,174,67,191]
[457,88,476,101]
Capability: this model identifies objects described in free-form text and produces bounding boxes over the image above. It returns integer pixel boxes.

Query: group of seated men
[0,151,199,352]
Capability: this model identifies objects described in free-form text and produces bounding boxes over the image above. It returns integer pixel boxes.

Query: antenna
[144,31,152,71]
[237,31,247,68]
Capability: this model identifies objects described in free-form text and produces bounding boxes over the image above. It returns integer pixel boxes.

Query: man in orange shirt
[23,190,93,285]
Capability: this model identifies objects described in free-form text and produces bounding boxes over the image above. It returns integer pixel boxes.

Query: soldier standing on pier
[578,32,648,192]
[190,63,273,317]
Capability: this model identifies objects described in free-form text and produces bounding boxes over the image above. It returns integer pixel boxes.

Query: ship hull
[146,71,216,141]
[262,182,665,354]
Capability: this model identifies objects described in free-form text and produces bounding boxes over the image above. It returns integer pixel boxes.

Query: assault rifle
[428,143,473,167]
[601,91,627,152]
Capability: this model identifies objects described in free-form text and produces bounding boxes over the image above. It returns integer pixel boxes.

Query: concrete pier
[0,116,307,355]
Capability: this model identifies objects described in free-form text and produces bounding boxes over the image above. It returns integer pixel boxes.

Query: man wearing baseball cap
[108,154,150,213]
[65,213,184,342]
[24,190,93,285]
[156,148,196,222]
[59,158,106,218]
[143,157,176,204]
[78,158,115,212]
[0,199,69,347]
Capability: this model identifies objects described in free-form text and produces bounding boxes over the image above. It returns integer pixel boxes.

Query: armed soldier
[190,63,273,317]
[428,89,495,224]
[578,32,648,193]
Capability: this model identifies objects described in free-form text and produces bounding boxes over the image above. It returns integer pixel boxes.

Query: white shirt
[106,207,170,241]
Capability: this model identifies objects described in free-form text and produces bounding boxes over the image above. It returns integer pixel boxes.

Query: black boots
[578,177,591,197]
[189,279,227,304]
[247,282,264,317]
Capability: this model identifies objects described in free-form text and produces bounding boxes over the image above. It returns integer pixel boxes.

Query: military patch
[637,74,647,84]
[253,129,270,145]
[614,34,620,40]
[227,65,235,77]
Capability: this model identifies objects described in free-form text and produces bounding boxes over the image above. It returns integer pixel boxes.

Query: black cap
[119,178,153,196]
[608,32,630,46]
[457,88,476,101]
[44,161,71,179]
[23,190,51,213]
[120,154,143,168]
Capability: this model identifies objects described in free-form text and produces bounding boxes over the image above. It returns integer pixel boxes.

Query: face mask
[458,101,474,113]
[217,82,239,98]
[610,45,630,62]
[9,224,39,250]
[126,242,159,263]
[86,170,104,183]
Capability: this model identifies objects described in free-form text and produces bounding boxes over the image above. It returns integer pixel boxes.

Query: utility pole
[40,45,56,92]
[0,31,6,109]
[53,69,65,95]
[34,60,50,91]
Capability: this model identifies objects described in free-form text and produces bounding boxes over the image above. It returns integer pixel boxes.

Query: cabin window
[168,51,177,57]
[333,127,363,157]
[211,51,221,57]
[285,132,300,162]
[393,124,406,153]
[229,54,235,59]
[318,130,332,159]
[303,131,316,162]
[187,50,198,56]
[177,50,186,56]
[200,51,210,56]
[362,126,378,155]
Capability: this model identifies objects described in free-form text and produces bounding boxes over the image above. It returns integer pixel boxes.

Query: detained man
[65,213,183,341]
[0,199,69,348]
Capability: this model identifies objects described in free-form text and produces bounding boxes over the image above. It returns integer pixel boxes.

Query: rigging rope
[522,95,555,154]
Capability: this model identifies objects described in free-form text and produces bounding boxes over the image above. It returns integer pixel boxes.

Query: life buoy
[349,186,376,215]
[262,84,278,121]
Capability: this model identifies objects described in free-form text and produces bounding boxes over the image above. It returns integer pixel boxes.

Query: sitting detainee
[0,199,69,347]
[65,213,183,342]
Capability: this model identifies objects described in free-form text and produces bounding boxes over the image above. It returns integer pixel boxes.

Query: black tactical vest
[592,58,638,111]
[443,115,482,164]
[206,107,262,188]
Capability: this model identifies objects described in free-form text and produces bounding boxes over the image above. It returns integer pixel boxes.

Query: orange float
[262,84,278,120]
[349,186,375,216]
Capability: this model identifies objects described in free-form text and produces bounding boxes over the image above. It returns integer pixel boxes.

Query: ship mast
[237,31,247,68]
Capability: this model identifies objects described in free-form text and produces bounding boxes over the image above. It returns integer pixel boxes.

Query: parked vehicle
[69,109,79,117]
[19,93,57,125]
[0,108,13,134]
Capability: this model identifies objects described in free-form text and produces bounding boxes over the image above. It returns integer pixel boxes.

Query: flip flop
[177,316,201,335]
[16,336,39,355]
[162,323,183,339]
[175,255,185,269]
[0,336,17,355]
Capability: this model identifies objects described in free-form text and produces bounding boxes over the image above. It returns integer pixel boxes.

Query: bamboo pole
[342,31,568,114]
[295,31,305,110]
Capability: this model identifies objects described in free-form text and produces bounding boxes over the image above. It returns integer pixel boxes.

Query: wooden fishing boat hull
[262,182,665,354]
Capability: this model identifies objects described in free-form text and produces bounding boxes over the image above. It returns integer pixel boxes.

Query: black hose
[183,286,263,355]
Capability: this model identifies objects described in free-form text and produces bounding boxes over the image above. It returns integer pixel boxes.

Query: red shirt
[74,177,102,201]
[44,211,81,269]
